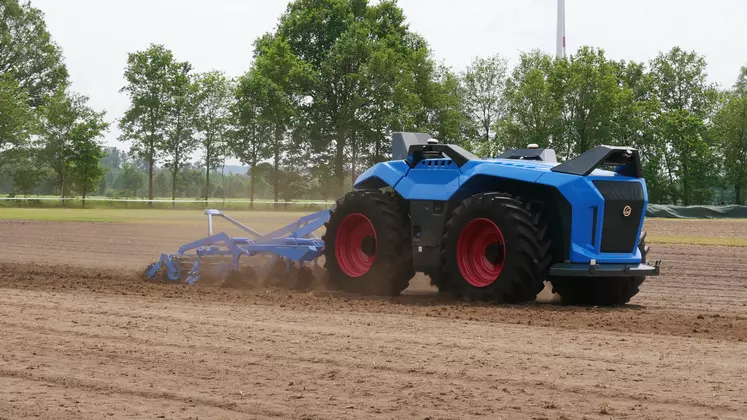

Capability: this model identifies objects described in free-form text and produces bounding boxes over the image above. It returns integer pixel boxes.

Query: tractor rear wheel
[440,192,549,303]
[549,232,650,306]
[323,189,415,296]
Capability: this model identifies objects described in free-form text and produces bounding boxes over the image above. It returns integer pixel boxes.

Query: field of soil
[1,213,747,419]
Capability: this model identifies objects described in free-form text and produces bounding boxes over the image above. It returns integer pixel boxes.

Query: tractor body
[323,132,661,305]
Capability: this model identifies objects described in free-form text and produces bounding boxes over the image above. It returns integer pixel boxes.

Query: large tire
[439,192,550,303]
[550,232,650,306]
[322,189,415,296]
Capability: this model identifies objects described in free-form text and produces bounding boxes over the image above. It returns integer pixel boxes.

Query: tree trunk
[59,168,65,205]
[375,130,381,163]
[249,159,256,210]
[682,158,690,206]
[273,125,282,209]
[205,144,211,204]
[335,128,346,194]
[351,130,357,187]
[147,157,154,208]
[81,161,87,209]
[736,185,743,206]
[171,169,177,209]
[221,160,226,208]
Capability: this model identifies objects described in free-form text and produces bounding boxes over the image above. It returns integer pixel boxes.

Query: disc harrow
[144,208,330,289]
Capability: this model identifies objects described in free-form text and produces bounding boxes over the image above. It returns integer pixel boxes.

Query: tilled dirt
[1,218,747,419]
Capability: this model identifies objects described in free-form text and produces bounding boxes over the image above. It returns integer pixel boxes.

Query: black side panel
[551,145,643,178]
[410,200,451,274]
[591,206,598,247]
[594,181,644,253]
[407,144,477,168]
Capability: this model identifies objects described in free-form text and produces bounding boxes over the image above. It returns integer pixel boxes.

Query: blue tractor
[322,132,661,306]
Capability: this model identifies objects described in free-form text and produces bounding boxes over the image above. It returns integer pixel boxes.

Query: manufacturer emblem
[622,205,632,217]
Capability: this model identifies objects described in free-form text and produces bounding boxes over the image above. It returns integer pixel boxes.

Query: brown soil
[1,219,747,419]
[643,217,747,238]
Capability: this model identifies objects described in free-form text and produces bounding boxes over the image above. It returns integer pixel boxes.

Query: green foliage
[5,148,51,196]
[163,60,199,201]
[419,65,470,149]
[194,70,233,200]
[499,49,563,151]
[37,88,102,198]
[0,0,69,107]
[67,106,109,206]
[555,47,634,158]
[118,162,146,197]
[268,0,443,194]
[649,47,719,205]
[461,54,508,155]
[118,43,176,201]
[712,66,747,204]
[0,73,34,168]
[231,70,273,205]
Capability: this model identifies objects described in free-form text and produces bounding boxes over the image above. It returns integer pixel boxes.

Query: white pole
[556,0,566,59]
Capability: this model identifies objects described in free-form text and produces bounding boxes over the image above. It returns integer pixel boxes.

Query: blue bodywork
[354,156,647,265]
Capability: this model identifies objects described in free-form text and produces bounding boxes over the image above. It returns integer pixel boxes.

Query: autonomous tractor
[145,132,661,306]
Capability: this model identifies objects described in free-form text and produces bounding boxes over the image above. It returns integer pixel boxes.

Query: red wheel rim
[335,213,377,277]
[457,218,506,288]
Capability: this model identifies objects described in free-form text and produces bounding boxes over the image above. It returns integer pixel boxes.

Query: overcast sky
[30,0,747,161]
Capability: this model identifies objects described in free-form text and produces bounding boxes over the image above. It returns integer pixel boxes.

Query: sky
[29,0,747,164]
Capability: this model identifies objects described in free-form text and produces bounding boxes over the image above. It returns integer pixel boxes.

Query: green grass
[0,207,305,225]
[647,235,747,247]
[0,208,196,223]
[0,196,333,212]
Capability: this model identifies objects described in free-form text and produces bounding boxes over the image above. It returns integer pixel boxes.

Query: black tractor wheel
[439,192,550,303]
[549,232,650,306]
[323,189,415,296]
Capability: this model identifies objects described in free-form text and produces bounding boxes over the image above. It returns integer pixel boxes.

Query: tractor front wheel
[323,190,414,296]
[440,192,549,303]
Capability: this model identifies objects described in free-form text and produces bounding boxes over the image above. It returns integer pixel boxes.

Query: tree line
[2,0,746,206]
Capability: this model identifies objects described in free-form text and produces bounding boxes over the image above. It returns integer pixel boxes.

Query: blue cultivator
[144,208,330,288]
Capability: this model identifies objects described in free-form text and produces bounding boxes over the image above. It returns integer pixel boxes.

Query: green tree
[119,44,175,205]
[649,46,718,205]
[0,74,35,171]
[118,162,145,197]
[194,70,233,202]
[154,169,169,197]
[163,60,198,205]
[68,110,109,207]
[712,66,747,204]
[0,0,69,107]
[231,70,272,207]
[5,148,50,196]
[269,0,438,194]
[499,49,563,152]
[37,87,84,199]
[251,34,302,206]
[416,64,470,149]
[554,46,635,159]
[461,54,508,155]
